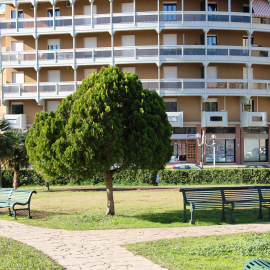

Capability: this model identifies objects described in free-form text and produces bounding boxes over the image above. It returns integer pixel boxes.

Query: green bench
[180,186,270,224]
[0,188,37,219]
[243,259,270,270]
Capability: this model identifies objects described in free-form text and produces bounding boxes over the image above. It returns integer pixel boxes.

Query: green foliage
[0,236,63,270]
[26,66,173,180]
[0,119,15,161]
[2,168,270,187]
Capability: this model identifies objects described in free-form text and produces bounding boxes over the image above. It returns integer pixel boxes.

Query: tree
[0,119,15,188]
[3,130,29,189]
[26,66,173,215]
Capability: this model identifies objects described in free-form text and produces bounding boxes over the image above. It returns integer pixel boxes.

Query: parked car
[172,164,202,170]
[244,165,270,169]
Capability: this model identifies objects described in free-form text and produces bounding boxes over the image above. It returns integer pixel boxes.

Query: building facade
[0,0,270,164]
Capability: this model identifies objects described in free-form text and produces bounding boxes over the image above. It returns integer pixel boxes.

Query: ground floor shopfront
[170,125,270,165]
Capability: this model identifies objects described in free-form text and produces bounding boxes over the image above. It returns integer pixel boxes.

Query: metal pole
[202,143,204,169]
[213,141,215,168]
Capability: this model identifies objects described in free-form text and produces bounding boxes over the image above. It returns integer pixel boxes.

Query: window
[244,139,267,162]
[243,99,254,112]
[12,103,23,114]
[206,127,235,134]
[244,127,268,134]
[165,102,177,112]
[163,3,177,21]
[48,39,60,50]
[11,10,23,18]
[204,102,218,112]
[208,3,217,12]
[207,36,217,45]
[173,127,196,134]
[47,8,60,27]
[243,36,254,46]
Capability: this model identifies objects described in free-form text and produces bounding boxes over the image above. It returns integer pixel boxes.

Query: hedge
[1,168,270,188]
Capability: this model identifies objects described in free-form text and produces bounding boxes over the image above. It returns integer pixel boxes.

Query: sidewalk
[0,220,270,270]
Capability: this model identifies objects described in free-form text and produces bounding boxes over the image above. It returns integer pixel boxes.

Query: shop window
[12,103,23,114]
[206,127,235,134]
[173,127,196,134]
[165,102,177,112]
[204,102,218,112]
[244,127,268,134]
[244,139,267,162]
[163,3,177,21]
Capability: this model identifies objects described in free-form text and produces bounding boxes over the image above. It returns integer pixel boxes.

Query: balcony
[240,112,267,127]
[0,11,257,37]
[201,111,228,127]
[167,112,183,127]
[3,114,27,129]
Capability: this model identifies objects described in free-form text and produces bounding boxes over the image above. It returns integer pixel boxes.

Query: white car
[172,164,202,170]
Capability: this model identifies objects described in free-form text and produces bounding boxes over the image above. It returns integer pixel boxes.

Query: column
[53,3,55,30]
[91,1,94,28]
[181,0,184,24]
[228,0,231,22]
[37,68,40,104]
[74,68,77,91]
[34,1,37,33]
[133,0,136,26]
[268,125,270,163]
[157,0,160,32]
[0,38,3,108]
[240,127,245,164]
[16,4,18,31]
[73,35,76,89]
[196,124,202,165]
[35,37,38,72]
[204,64,207,97]
[235,124,241,164]
[111,33,114,65]
[71,2,75,34]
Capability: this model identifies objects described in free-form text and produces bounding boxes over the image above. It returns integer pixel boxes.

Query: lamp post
[211,134,216,168]
[196,131,206,169]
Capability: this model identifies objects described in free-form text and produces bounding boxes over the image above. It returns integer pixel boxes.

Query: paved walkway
[0,221,270,269]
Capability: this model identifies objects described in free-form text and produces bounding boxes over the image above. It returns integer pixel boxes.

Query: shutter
[163,34,177,45]
[206,67,218,79]
[12,72,24,83]
[163,66,177,79]
[84,68,97,78]
[11,41,24,51]
[84,37,97,48]
[48,39,60,47]
[122,35,135,46]
[122,3,133,12]
[47,101,60,112]
[48,70,61,82]
[84,5,97,15]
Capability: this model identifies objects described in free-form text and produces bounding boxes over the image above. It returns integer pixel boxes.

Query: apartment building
[0,0,270,164]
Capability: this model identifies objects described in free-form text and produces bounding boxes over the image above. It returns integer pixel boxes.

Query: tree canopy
[26,66,173,214]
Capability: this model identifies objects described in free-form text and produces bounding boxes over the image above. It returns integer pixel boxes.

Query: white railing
[167,112,184,127]
[240,112,267,127]
[3,114,27,129]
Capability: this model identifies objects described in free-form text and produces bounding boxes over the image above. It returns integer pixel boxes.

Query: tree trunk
[13,165,20,189]
[103,172,115,215]
[45,181,50,191]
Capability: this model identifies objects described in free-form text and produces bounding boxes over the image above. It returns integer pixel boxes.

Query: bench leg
[182,204,187,223]
[221,207,226,221]
[258,204,263,219]
[190,209,195,225]
[268,208,270,221]
[230,209,235,224]
[13,210,17,219]
[28,205,32,219]
[8,208,12,217]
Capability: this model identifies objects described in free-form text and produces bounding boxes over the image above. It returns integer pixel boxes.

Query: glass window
[205,102,218,112]
[207,36,217,45]
[244,139,259,162]
[173,128,185,134]
[163,3,177,21]
[206,127,235,134]
[165,102,177,112]
[11,10,23,18]
[186,127,196,134]
[48,44,60,50]
[208,3,217,11]
[47,8,60,17]
[243,99,254,112]
[259,139,267,161]
[243,37,254,46]
[12,104,23,114]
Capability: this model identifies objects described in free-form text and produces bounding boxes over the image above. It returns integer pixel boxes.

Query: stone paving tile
[0,220,270,270]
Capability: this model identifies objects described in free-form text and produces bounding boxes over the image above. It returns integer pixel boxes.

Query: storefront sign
[171,134,197,139]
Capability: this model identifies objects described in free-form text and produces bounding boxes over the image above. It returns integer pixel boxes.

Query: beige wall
[161,63,203,79]
[163,96,201,121]
[76,33,111,48]
[39,67,74,82]
[252,32,270,47]
[114,31,157,47]
[226,96,240,121]
[38,34,73,50]
[5,68,36,84]
[208,63,245,79]
[207,30,246,46]
[117,64,158,79]
[257,97,270,120]
[77,65,107,80]
[253,65,270,80]
[231,0,249,13]
[137,0,157,12]
[9,99,43,124]
[45,98,63,112]
[3,36,36,52]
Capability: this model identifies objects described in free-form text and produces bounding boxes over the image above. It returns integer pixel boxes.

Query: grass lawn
[0,185,269,230]
[0,236,63,270]
[124,232,270,270]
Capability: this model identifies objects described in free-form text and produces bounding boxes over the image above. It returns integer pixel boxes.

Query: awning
[252,0,270,18]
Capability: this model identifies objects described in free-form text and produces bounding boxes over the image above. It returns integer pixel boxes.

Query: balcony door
[12,72,24,84]
[84,5,97,15]
[47,101,60,112]
[122,35,135,57]
[84,37,97,48]
[48,70,60,82]
[84,68,97,78]
[163,3,177,21]
[122,3,133,13]
[11,41,24,61]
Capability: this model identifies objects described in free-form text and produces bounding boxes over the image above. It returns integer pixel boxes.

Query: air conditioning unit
[30,4,34,10]
[66,1,71,8]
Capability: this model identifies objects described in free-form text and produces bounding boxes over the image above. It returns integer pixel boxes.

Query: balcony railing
[0,11,257,33]
[167,112,184,127]
[3,114,27,129]
[240,111,267,127]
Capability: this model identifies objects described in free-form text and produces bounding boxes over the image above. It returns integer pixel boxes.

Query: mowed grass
[0,185,269,230]
[0,236,63,270]
[124,232,270,270]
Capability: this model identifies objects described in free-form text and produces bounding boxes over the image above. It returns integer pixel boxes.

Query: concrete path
[0,221,270,270]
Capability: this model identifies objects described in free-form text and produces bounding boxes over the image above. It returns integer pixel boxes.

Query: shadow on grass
[130,208,270,225]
